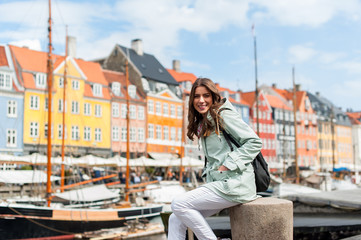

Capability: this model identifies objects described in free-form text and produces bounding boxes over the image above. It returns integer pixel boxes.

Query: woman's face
[193,86,213,115]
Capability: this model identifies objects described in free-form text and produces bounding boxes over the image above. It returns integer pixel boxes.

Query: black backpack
[221,128,270,192]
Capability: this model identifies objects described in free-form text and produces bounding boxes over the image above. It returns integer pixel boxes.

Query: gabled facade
[10,45,111,157]
[261,84,295,173]
[0,45,24,156]
[242,90,276,165]
[103,69,147,158]
[308,91,353,171]
[277,88,318,170]
[101,39,183,158]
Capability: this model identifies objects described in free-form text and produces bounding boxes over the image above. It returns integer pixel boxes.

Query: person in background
[168,78,262,240]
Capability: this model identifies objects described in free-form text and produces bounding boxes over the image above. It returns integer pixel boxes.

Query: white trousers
[168,187,239,240]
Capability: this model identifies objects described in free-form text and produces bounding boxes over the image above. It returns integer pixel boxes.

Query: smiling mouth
[198,105,207,110]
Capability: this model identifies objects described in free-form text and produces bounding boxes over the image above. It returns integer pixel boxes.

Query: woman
[168,78,262,240]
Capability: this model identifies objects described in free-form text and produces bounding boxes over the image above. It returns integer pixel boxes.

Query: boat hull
[0,204,163,239]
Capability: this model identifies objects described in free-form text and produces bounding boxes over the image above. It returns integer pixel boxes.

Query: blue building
[0,45,24,156]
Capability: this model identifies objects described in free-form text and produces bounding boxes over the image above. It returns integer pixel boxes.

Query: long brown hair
[187,78,223,140]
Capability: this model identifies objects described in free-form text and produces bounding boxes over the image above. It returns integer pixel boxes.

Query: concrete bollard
[229,197,293,240]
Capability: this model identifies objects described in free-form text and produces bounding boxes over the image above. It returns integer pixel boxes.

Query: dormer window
[0,71,12,90]
[72,80,79,90]
[35,73,46,89]
[93,84,102,97]
[128,85,136,98]
[112,82,121,96]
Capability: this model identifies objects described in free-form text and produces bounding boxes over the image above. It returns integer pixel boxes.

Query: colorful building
[103,69,147,158]
[261,84,295,173]
[242,90,277,165]
[100,39,183,159]
[9,45,111,157]
[0,45,24,157]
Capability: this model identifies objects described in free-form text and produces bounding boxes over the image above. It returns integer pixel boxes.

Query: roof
[75,58,108,85]
[9,45,62,73]
[167,68,197,84]
[0,46,8,66]
[347,112,361,125]
[266,94,292,110]
[102,69,145,101]
[241,91,256,106]
[117,44,178,86]
[274,88,304,109]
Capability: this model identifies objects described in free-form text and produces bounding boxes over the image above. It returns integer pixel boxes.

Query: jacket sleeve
[221,109,262,173]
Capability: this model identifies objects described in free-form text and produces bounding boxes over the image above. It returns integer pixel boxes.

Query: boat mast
[125,50,130,201]
[179,93,186,185]
[292,66,300,184]
[46,0,54,206]
[252,24,260,136]
[61,26,68,192]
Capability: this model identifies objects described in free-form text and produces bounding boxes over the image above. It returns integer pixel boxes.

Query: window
[112,82,121,96]
[58,99,65,113]
[130,105,136,119]
[92,84,102,96]
[121,127,127,142]
[156,102,161,115]
[138,106,144,120]
[177,106,182,119]
[95,104,102,117]
[71,101,79,114]
[163,126,169,140]
[6,129,16,147]
[30,96,39,110]
[121,104,127,118]
[44,124,53,139]
[0,71,12,90]
[148,100,154,114]
[171,127,176,141]
[84,127,91,141]
[177,128,182,141]
[84,103,91,116]
[112,126,119,141]
[242,108,248,118]
[130,127,136,142]
[170,104,176,118]
[163,103,169,116]
[45,98,48,111]
[128,85,136,98]
[72,80,79,90]
[138,128,144,142]
[95,128,102,142]
[58,124,67,139]
[71,126,80,140]
[112,102,119,117]
[30,122,39,137]
[7,100,17,117]
[156,125,162,139]
[58,77,64,88]
[148,124,154,139]
[35,73,46,88]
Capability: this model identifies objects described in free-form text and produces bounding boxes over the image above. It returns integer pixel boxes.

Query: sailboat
[0,1,162,239]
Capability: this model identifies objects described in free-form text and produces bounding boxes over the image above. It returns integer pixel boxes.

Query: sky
[0,0,361,111]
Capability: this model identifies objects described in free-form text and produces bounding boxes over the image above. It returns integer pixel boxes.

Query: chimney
[173,60,181,72]
[272,83,277,88]
[316,91,320,97]
[67,36,77,58]
[295,84,301,91]
[131,39,143,55]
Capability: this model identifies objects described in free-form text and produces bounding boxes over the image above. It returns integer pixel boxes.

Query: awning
[0,170,60,184]
[148,152,179,160]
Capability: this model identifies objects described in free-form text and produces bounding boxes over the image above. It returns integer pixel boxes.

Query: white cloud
[336,61,361,74]
[10,39,42,51]
[288,45,317,63]
[253,0,361,27]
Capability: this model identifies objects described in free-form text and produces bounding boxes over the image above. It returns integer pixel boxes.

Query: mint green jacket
[201,99,262,203]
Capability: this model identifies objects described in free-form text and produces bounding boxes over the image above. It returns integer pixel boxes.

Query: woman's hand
[218,165,229,171]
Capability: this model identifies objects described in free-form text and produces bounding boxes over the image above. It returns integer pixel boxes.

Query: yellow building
[10,45,111,157]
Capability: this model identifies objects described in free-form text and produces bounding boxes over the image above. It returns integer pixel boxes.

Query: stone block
[229,197,293,240]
